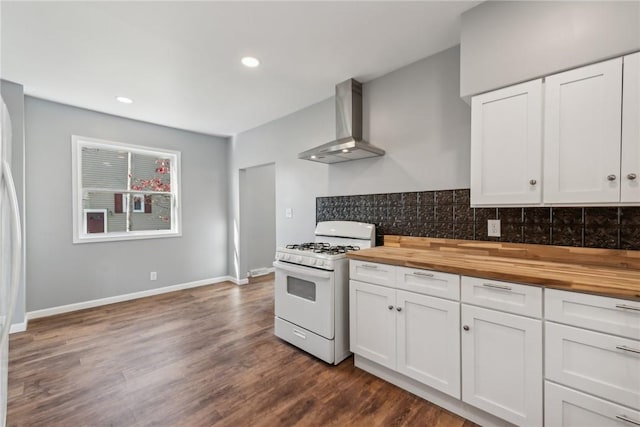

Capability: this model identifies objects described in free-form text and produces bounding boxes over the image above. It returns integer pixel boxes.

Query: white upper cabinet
[471,79,543,206]
[471,53,640,206]
[543,58,623,204]
[622,52,640,202]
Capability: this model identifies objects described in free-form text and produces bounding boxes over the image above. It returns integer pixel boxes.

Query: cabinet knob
[529,179,537,186]
[396,307,402,312]
[608,174,617,181]
[628,173,638,181]
[463,325,470,331]
[388,305,394,310]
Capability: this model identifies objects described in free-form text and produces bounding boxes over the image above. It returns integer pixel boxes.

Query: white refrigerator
[0,95,22,427]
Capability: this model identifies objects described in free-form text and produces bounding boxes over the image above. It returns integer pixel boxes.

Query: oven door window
[287,276,316,302]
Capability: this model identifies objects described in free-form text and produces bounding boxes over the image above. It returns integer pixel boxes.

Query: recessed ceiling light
[241,56,260,68]
[342,149,350,153]
[116,96,133,104]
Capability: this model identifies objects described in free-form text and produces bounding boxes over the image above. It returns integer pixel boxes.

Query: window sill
[73,229,182,244]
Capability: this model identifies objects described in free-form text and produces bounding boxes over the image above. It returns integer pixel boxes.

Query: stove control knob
[309,258,316,265]
[284,254,291,261]
[294,256,302,263]
[317,260,324,266]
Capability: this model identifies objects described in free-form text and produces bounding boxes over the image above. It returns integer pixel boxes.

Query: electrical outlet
[487,219,501,237]
[150,271,157,281]
[285,208,293,218]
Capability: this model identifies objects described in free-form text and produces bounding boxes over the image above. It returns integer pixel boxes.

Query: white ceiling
[1,1,480,137]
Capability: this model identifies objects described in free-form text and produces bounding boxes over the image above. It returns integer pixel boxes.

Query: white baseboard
[10,320,27,334]
[27,276,239,321]
[248,267,275,277]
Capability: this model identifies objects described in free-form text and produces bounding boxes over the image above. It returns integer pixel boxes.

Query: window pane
[82,191,127,233]
[82,147,128,189]
[130,153,171,192]
[129,194,172,231]
[74,136,180,243]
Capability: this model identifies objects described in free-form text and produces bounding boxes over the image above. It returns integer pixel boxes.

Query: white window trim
[72,135,182,244]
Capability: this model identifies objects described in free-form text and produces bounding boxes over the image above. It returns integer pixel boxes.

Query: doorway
[239,163,276,279]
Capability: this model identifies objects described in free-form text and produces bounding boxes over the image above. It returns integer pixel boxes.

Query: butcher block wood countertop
[346,236,640,300]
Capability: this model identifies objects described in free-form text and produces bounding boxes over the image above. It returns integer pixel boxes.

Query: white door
[349,280,396,369]
[622,52,640,202]
[461,304,543,426]
[471,79,543,206]
[273,261,335,339]
[544,58,623,204]
[546,381,640,427]
[396,290,460,398]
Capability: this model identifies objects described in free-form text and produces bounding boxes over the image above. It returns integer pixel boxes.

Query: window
[72,135,181,243]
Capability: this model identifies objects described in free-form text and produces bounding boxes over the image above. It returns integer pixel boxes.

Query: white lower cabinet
[545,381,640,427]
[349,279,396,368]
[349,273,461,399]
[546,322,640,410]
[396,290,460,398]
[461,304,543,427]
[350,262,640,427]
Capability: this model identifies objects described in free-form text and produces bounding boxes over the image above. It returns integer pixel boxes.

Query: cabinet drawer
[546,289,640,340]
[396,267,460,300]
[546,381,640,427]
[546,322,640,410]
[461,276,542,318]
[349,260,395,287]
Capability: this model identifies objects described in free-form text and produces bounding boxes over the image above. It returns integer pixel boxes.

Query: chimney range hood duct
[298,79,385,164]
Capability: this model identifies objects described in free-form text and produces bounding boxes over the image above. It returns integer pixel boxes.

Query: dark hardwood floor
[8,275,477,426]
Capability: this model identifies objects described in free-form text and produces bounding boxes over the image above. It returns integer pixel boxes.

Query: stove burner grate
[285,242,360,255]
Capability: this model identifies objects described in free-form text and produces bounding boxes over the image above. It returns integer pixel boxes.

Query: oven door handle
[273,260,333,279]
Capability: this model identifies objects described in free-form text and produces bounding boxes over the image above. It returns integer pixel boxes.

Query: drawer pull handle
[388,305,394,310]
[616,415,640,426]
[616,345,640,355]
[616,304,640,312]
[482,283,512,291]
[412,271,434,278]
[361,264,379,270]
[293,330,307,340]
[396,307,402,312]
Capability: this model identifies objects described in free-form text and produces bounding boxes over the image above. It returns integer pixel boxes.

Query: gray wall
[240,163,276,275]
[228,99,332,279]
[229,46,470,279]
[460,1,640,97]
[1,80,25,326]
[25,97,229,311]
[330,46,470,195]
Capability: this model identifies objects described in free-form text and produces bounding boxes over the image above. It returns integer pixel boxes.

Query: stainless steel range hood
[298,79,385,164]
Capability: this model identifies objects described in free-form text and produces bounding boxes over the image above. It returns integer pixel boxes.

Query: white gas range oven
[273,221,376,364]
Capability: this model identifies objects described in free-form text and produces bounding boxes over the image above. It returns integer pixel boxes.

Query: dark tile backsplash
[316,188,640,250]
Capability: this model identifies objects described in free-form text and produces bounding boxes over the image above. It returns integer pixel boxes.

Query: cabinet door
[622,52,640,202]
[396,290,460,398]
[546,381,640,427]
[471,79,543,206]
[349,280,396,369]
[461,305,543,426]
[544,58,623,203]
